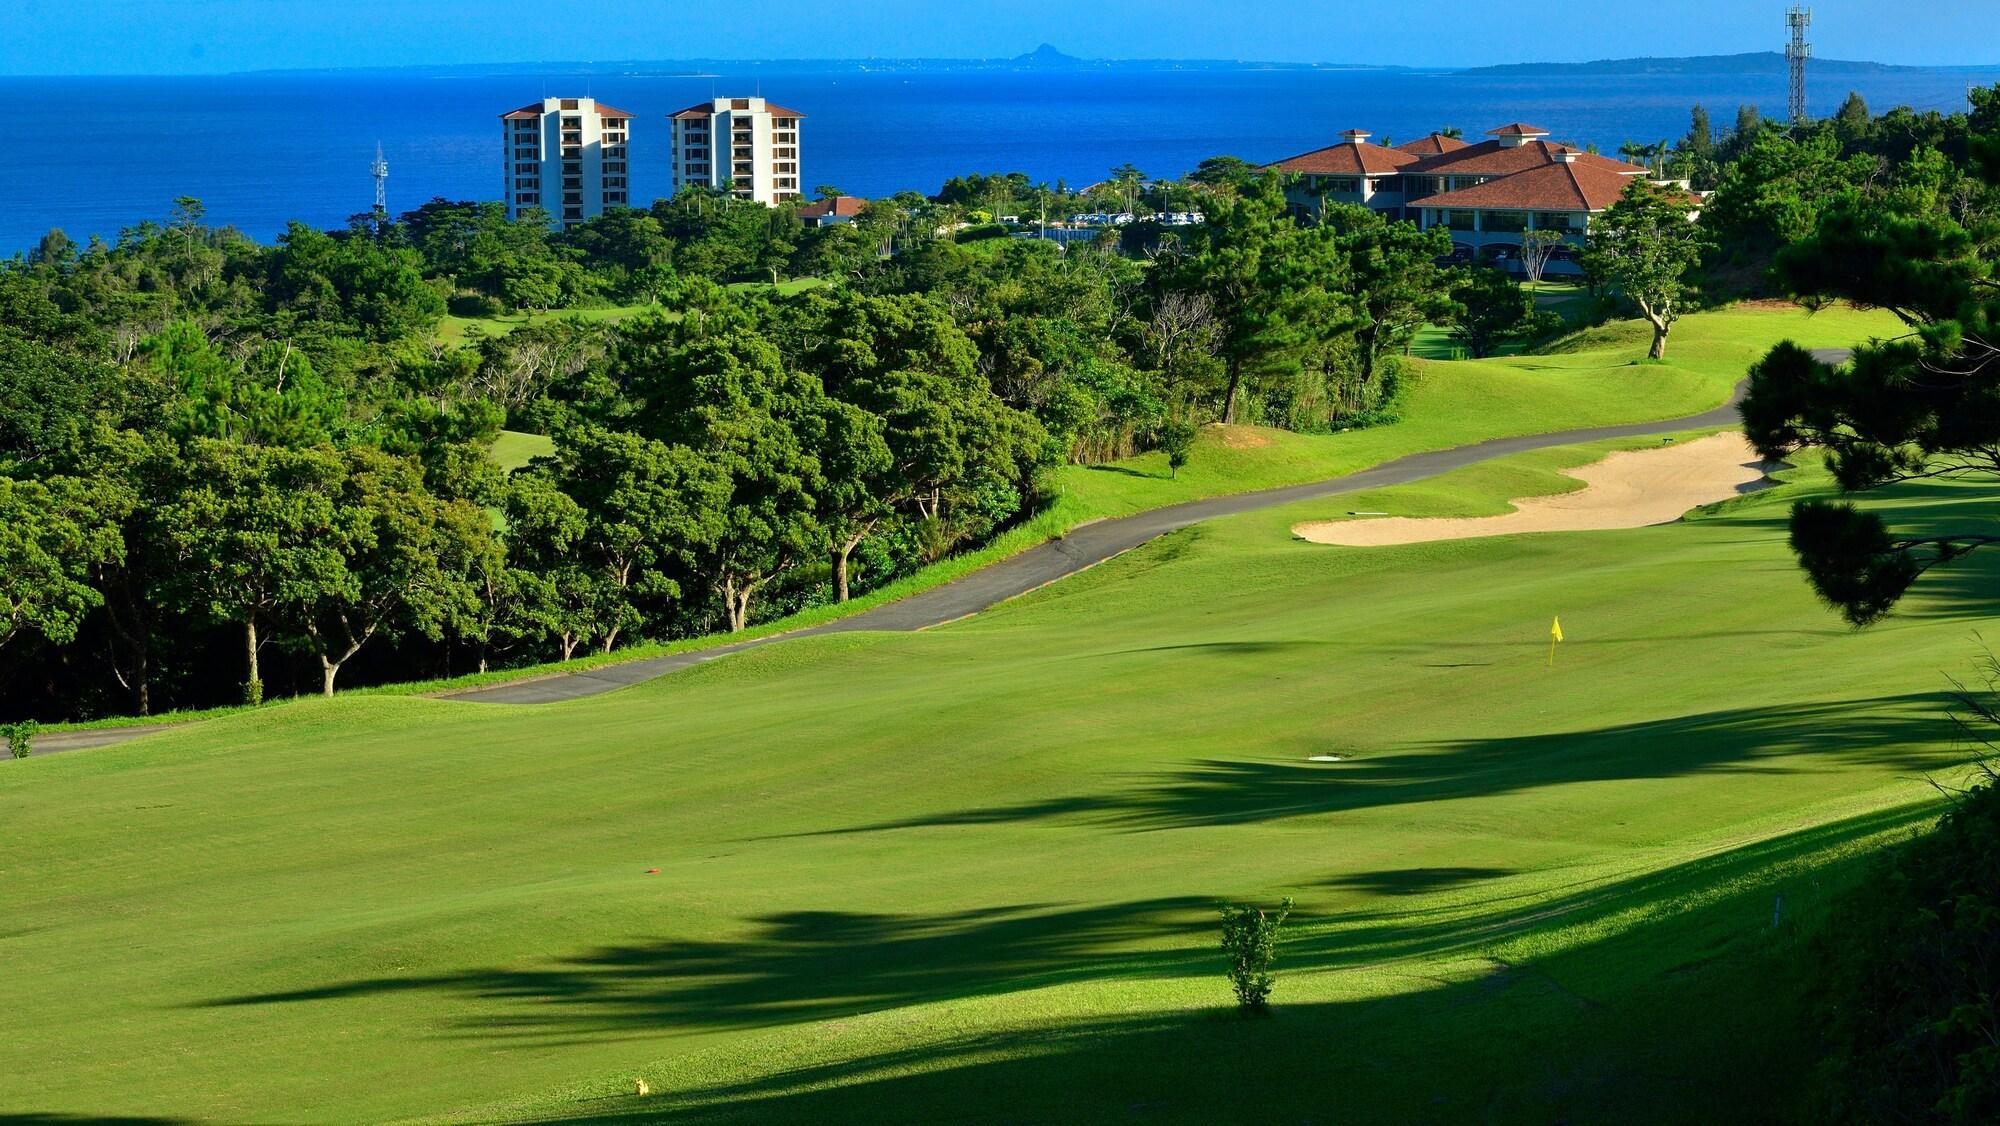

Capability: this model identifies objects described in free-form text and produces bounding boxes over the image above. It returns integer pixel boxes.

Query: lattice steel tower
[371,143,389,214]
[1786,6,1812,125]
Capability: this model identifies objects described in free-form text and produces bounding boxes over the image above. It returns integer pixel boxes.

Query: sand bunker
[1294,432,1773,547]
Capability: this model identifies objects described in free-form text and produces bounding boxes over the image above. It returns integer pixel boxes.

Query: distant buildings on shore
[498,94,804,227]
[1264,123,1682,274]
[499,97,634,227]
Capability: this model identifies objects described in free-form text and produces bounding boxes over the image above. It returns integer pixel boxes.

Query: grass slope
[4,416,1993,1122]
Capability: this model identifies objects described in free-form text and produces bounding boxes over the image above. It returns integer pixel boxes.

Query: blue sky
[1,0,1995,75]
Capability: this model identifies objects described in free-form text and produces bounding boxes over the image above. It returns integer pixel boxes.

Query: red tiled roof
[669,100,806,119]
[1415,159,1647,212]
[1263,137,1419,176]
[1487,122,1552,136]
[797,195,867,219]
[1393,132,1469,155]
[501,100,637,120]
[1407,139,1648,178]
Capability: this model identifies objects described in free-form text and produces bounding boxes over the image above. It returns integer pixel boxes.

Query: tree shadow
[796,693,1965,836]
[1316,867,1517,896]
[195,899,1217,1041]
[1082,464,1166,480]
[186,801,1940,1079]
[479,805,1938,1124]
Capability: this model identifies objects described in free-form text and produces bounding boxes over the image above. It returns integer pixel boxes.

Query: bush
[1219,896,1293,1012]
[1157,419,1197,479]
[448,292,505,318]
[1811,682,2000,1126]
[3,719,37,759]
[953,223,1008,244]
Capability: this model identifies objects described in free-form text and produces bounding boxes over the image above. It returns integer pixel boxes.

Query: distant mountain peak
[1015,44,1084,67]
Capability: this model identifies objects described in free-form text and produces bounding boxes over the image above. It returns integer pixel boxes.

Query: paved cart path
[32,360,1846,753]
[442,378,1770,705]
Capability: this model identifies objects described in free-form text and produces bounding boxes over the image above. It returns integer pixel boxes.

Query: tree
[1580,179,1705,360]
[1157,175,1339,422]
[293,447,495,695]
[1519,228,1567,286]
[1187,155,1255,191]
[625,318,829,632]
[0,476,126,657]
[1157,418,1196,479]
[156,441,350,703]
[1833,90,1873,151]
[1319,205,1454,385]
[1739,133,2000,624]
[511,425,728,650]
[1219,897,1293,1012]
[1448,267,1534,358]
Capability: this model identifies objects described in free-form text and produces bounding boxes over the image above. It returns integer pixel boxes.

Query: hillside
[5,304,1988,1122]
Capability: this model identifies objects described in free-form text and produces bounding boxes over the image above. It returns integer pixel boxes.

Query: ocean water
[3,65,1996,252]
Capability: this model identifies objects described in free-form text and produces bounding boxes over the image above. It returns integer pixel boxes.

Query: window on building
[564,192,582,205]
[563,177,582,189]
[563,162,581,175]
[1482,211,1527,232]
[564,207,583,219]
[516,193,539,204]
[773,147,796,159]
[1439,209,1476,231]
[1535,212,1579,231]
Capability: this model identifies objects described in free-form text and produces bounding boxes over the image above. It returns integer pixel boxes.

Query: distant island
[1457,51,1995,77]
[244,45,1999,79]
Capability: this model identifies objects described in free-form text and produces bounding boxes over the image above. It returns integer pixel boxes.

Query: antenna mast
[1786,6,1812,125]
[371,142,389,214]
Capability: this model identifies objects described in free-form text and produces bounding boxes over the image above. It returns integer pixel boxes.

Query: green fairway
[5,395,1994,1121]
[488,429,556,473]
[1054,301,1893,520]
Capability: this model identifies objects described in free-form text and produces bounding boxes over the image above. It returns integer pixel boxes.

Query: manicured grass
[1054,302,1897,521]
[4,408,1992,1121]
[488,429,556,473]
[37,301,1905,733]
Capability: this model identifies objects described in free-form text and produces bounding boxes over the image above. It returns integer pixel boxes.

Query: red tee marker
[646,868,660,874]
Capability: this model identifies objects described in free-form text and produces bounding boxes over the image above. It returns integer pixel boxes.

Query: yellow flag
[1551,616,1564,642]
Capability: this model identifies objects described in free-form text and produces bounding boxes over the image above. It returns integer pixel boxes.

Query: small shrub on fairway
[1220,896,1293,1011]
[1159,420,1197,480]
[3,720,36,759]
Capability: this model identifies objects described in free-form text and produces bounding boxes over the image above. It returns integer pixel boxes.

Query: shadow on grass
[479,804,1936,1124]
[1082,464,1166,481]
[193,804,1936,1072]
[791,693,1965,836]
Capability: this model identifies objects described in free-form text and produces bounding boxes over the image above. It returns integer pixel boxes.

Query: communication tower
[1786,7,1812,125]
[371,143,389,214]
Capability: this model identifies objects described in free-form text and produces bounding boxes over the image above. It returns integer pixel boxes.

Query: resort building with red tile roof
[669,97,805,207]
[499,97,633,228]
[1263,122,1680,275]
[796,194,868,227]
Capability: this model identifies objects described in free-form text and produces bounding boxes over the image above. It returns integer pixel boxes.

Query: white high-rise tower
[499,97,635,227]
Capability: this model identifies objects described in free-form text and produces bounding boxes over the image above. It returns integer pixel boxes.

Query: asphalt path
[444,375,1775,705]
[30,358,1849,751]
